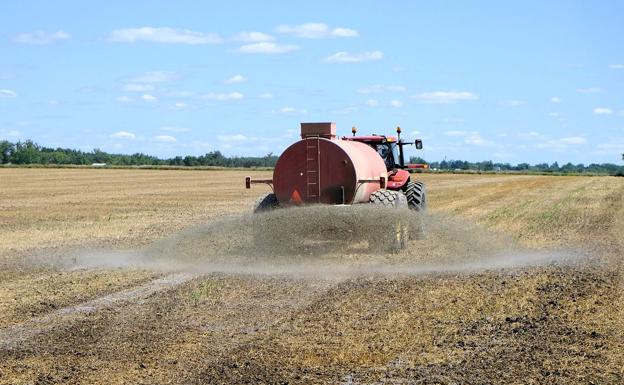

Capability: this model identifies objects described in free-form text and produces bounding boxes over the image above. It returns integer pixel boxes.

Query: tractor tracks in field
[0,271,342,385]
[0,272,197,350]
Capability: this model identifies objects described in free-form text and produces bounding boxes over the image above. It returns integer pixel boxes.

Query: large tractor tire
[368,190,409,251]
[253,192,279,213]
[404,181,426,211]
[369,189,408,207]
[403,181,427,240]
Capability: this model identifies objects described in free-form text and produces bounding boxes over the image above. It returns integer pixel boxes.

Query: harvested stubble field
[0,168,623,384]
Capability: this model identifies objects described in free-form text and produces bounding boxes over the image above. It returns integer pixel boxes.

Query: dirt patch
[0,273,195,350]
[1,170,622,385]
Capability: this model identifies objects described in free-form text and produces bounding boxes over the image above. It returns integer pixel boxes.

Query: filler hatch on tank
[300,122,336,139]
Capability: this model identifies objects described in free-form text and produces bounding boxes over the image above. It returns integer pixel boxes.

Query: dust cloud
[56,205,583,277]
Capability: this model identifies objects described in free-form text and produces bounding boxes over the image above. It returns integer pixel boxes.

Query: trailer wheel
[369,189,404,206]
[404,181,426,211]
[253,193,279,213]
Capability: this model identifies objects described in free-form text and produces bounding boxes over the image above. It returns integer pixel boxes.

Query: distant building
[92,163,107,167]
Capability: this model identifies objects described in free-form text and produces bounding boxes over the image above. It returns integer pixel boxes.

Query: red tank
[273,123,387,205]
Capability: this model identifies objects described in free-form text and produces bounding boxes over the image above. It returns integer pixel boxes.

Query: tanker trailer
[245,122,427,251]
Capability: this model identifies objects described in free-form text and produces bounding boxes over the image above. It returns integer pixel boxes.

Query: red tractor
[246,122,427,250]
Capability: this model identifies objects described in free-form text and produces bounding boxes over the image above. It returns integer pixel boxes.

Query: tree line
[0,140,278,168]
[409,156,624,175]
[0,140,622,175]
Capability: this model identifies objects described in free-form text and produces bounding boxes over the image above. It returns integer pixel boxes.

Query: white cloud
[223,74,247,84]
[560,136,587,145]
[332,106,358,114]
[173,102,188,108]
[108,27,221,44]
[464,133,488,146]
[358,85,406,94]
[365,99,379,107]
[141,94,157,102]
[609,64,624,69]
[14,30,71,45]
[161,126,190,133]
[389,100,403,108]
[111,131,135,139]
[331,27,359,37]
[237,42,299,54]
[593,107,613,115]
[122,83,155,92]
[412,91,478,104]
[443,130,488,145]
[535,136,587,149]
[202,92,244,101]
[277,107,307,115]
[576,87,602,94]
[218,134,248,142]
[551,96,562,103]
[548,112,565,122]
[275,23,359,38]
[129,71,178,83]
[324,51,383,63]
[232,31,274,42]
[278,22,328,38]
[0,89,17,98]
[154,135,176,142]
[258,92,273,99]
[116,96,133,103]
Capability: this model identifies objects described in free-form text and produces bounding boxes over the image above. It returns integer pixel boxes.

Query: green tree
[0,140,13,164]
[11,140,41,164]
[478,160,494,171]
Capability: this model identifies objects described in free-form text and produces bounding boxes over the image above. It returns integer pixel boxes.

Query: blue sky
[1,0,623,164]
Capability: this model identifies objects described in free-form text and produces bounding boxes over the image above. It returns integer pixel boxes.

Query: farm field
[0,168,623,384]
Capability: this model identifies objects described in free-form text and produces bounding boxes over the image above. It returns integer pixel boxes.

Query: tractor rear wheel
[253,192,279,213]
[404,181,427,239]
[368,190,409,251]
[404,181,426,211]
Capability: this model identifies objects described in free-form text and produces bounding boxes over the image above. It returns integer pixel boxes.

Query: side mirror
[415,139,423,150]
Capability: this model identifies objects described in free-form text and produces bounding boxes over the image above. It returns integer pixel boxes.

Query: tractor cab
[344,127,424,170]
[374,138,404,171]
[344,126,426,190]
